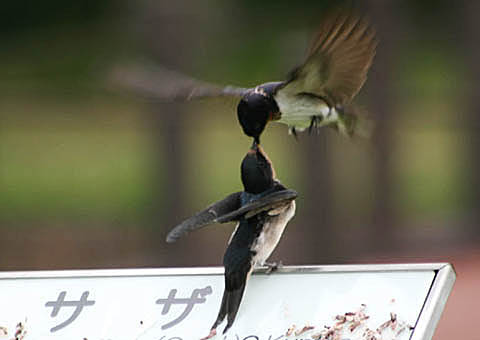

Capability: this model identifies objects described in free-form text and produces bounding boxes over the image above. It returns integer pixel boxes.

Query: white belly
[251,201,296,266]
[275,91,338,130]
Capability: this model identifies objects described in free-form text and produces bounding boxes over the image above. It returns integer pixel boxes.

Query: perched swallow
[166,143,297,337]
[114,10,377,143]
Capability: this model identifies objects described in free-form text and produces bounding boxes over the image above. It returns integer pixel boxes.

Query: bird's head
[241,142,276,194]
[237,84,280,144]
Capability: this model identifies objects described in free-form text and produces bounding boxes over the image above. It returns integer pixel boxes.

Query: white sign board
[0,263,455,340]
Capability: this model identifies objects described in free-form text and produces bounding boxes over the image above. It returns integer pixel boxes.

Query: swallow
[113,9,377,144]
[166,143,297,337]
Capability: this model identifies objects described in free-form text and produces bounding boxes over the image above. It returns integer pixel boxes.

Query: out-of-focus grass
[0,98,159,224]
[1,94,469,229]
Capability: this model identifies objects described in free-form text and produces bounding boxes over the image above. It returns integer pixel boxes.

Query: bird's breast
[251,200,296,266]
[275,91,337,131]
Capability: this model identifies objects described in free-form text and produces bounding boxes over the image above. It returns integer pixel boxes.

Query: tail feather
[224,283,247,334]
[210,283,247,334]
[210,290,228,331]
[335,105,373,138]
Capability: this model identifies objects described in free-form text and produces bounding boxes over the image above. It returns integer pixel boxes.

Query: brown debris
[0,327,7,338]
[295,325,315,336]
[11,322,26,340]
[286,324,296,336]
[301,304,414,340]
[363,328,380,340]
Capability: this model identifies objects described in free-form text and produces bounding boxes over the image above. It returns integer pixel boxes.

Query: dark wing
[215,189,297,223]
[111,63,250,101]
[276,10,377,106]
[166,192,242,243]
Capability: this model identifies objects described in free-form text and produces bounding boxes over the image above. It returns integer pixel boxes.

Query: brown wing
[111,63,250,101]
[277,9,377,106]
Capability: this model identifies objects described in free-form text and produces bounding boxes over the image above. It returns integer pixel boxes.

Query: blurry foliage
[0,99,158,224]
[0,0,474,238]
[0,0,114,33]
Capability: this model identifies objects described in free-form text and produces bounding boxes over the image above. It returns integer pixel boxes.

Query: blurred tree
[301,133,335,262]
[462,1,480,239]
[0,0,113,33]
[364,1,399,251]
[133,1,193,263]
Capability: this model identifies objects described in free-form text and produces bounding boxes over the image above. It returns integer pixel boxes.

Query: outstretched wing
[277,10,377,106]
[111,63,250,101]
[166,192,242,243]
[215,189,298,223]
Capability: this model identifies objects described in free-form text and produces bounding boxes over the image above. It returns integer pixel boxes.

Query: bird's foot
[200,328,217,340]
[308,115,322,134]
[289,126,299,141]
[264,261,283,274]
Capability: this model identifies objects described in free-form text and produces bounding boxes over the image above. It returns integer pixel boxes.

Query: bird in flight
[113,9,377,144]
[166,143,297,337]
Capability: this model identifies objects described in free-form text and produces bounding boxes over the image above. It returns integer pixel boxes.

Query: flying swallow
[113,9,377,143]
[166,143,297,337]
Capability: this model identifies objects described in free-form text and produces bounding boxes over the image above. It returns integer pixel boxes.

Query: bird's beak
[251,139,259,151]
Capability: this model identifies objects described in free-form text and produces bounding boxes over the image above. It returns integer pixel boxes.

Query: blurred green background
[1,1,480,335]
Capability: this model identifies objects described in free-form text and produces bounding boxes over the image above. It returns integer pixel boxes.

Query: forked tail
[210,281,247,334]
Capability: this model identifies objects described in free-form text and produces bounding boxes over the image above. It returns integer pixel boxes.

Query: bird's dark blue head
[237,83,281,144]
[241,142,276,194]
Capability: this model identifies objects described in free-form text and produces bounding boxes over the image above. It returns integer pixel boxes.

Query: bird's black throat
[240,144,274,194]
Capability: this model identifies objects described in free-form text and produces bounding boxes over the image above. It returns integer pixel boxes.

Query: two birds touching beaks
[148,8,378,339]
[167,141,297,338]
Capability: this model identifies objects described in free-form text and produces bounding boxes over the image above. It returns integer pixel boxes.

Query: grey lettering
[156,286,212,329]
[45,291,95,332]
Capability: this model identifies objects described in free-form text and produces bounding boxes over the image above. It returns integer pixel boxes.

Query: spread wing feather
[112,64,250,101]
[277,10,377,106]
[215,189,297,223]
[166,192,242,243]
[166,188,297,242]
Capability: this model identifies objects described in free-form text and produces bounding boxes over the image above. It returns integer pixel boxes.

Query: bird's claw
[265,261,283,274]
[308,115,323,134]
[289,126,299,141]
